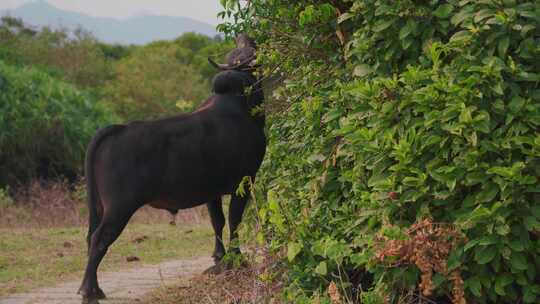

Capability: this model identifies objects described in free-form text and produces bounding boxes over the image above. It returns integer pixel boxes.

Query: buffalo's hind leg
[206,197,225,263]
[78,207,136,303]
[228,193,249,256]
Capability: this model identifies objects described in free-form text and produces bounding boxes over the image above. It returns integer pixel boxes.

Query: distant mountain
[0,0,218,45]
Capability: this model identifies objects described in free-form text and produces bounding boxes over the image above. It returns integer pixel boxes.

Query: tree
[104,43,208,120]
[0,17,111,88]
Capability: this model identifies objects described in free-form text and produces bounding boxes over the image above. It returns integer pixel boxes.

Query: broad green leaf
[367,173,392,189]
[510,252,529,271]
[475,9,495,23]
[508,239,525,252]
[498,36,510,56]
[466,277,482,297]
[315,261,327,275]
[399,19,417,39]
[478,235,499,246]
[494,274,513,296]
[465,171,488,185]
[459,107,473,123]
[523,285,538,303]
[450,30,472,42]
[434,4,454,19]
[464,239,480,252]
[373,19,394,32]
[287,242,302,262]
[509,97,525,113]
[474,246,496,264]
[476,183,499,203]
[451,7,473,25]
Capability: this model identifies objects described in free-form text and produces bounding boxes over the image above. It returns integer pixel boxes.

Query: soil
[0,257,213,304]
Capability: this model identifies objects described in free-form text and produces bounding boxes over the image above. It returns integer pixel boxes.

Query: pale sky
[0,0,224,25]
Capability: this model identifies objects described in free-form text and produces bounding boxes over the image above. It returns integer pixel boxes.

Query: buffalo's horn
[208,58,230,70]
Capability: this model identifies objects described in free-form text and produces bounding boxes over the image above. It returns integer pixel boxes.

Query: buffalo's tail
[85,124,124,252]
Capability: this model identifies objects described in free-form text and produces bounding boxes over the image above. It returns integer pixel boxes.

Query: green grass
[0,223,214,296]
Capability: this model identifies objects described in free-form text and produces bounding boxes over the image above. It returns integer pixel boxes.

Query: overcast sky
[0,0,224,25]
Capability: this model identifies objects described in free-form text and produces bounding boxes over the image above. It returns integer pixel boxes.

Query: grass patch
[0,223,213,296]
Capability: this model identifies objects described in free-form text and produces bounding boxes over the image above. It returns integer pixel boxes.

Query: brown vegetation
[142,247,283,304]
[375,219,466,304]
[0,179,208,228]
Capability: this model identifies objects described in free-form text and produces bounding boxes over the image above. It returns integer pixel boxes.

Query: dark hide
[78,39,266,302]
[213,70,255,95]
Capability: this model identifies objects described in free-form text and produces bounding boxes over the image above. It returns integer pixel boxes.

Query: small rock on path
[0,257,213,304]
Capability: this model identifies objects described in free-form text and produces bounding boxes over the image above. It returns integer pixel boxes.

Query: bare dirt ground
[0,257,213,304]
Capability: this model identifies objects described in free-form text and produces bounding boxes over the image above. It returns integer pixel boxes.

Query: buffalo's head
[209,34,257,71]
[209,34,264,126]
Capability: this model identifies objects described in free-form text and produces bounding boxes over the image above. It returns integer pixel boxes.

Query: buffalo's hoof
[212,252,225,264]
[203,263,226,275]
[81,298,100,304]
[78,286,106,303]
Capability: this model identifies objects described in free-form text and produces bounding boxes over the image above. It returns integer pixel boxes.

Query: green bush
[221,0,540,303]
[103,43,209,120]
[0,61,115,187]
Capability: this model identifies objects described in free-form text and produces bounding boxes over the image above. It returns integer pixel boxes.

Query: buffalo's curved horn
[208,58,230,70]
[208,56,257,71]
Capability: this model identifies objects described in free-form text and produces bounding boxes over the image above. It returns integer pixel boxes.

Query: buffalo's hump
[212,70,256,95]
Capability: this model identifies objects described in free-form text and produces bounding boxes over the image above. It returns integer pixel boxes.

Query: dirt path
[0,257,213,304]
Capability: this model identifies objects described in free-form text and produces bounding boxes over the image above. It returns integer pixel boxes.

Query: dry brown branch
[375,219,466,304]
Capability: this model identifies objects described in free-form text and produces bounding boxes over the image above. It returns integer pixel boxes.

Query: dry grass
[0,179,209,228]
[141,247,283,304]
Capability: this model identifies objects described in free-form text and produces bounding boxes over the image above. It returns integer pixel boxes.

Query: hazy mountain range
[0,0,218,45]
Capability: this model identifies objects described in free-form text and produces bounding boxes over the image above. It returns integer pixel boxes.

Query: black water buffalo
[78,35,265,303]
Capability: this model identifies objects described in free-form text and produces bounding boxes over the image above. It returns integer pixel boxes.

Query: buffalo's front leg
[228,193,249,255]
[206,197,225,263]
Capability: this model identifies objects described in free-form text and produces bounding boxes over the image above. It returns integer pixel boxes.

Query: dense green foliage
[0,61,114,186]
[222,0,540,303]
